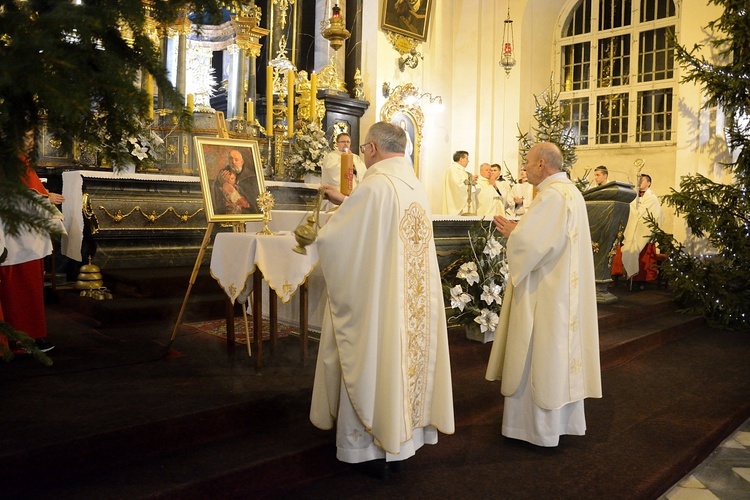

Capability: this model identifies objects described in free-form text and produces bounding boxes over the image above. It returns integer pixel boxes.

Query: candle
[266,65,273,134]
[340,149,354,195]
[145,73,154,121]
[246,99,254,122]
[287,70,294,138]
[186,93,194,114]
[310,71,318,123]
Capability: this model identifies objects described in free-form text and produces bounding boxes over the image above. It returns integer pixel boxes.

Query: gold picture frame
[380,83,424,177]
[381,0,433,42]
[194,136,266,223]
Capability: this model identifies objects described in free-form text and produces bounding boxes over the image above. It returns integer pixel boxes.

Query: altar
[59,170,320,268]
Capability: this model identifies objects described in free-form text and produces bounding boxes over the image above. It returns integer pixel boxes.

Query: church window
[558,0,677,146]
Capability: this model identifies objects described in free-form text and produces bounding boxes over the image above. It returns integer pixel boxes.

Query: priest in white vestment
[511,167,534,216]
[442,150,473,214]
[311,121,455,471]
[320,132,366,189]
[486,142,602,447]
[477,164,514,218]
[621,174,663,277]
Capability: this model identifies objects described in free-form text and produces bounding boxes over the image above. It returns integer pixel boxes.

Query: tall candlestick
[310,71,318,123]
[266,65,273,135]
[186,93,194,114]
[287,70,294,138]
[246,99,253,122]
[340,149,354,195]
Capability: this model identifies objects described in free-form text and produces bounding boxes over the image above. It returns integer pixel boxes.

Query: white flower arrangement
[444,220,509,334]
[286,121,330,180]
[122,120,164,171]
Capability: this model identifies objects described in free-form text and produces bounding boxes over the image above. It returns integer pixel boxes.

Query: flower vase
[304,172,322,185]
[117,160,136,174]
[465,323,494,343]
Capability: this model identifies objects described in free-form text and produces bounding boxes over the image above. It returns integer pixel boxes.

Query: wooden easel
[169,112,253,358]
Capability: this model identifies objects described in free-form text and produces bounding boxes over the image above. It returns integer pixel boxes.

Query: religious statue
[353,68,365,100]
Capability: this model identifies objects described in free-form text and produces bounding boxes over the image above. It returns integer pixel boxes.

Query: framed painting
[194,136,266,223]
[381,0,433,42]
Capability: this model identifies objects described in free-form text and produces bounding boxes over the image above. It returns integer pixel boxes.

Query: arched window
[558,0,677,146]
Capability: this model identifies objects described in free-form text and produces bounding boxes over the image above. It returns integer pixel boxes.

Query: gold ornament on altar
[318,56,347,93]
[293,187,326,255]
[462,172,477,215]
[256,190,275,235]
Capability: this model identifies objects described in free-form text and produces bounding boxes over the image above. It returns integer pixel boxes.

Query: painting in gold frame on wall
[381,0,433,42]
[194,136,266,223]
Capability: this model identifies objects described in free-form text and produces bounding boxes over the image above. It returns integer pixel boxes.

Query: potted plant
[443,220,508,343]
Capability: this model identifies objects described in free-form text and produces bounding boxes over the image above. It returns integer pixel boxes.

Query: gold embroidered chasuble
[310,156,455,454]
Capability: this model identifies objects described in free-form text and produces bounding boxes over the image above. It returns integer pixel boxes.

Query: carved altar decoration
[583,181,637,304]
[384,31,423,72]
[317,56,348,94]
[380,83,423,176]
[294,71,325,125]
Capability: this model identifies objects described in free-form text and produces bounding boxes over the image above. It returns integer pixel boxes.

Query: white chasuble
[442,162,471,215]
[486,172,602,411]
[310,156,454,455]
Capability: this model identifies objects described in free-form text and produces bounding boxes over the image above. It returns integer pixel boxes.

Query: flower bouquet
[286,121,330,180]
[443,220,509,341]
[121,120,164,172]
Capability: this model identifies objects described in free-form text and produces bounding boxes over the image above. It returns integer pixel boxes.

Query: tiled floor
[662,417,750,499]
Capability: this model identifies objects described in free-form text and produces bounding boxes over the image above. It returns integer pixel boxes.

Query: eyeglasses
[359,142,373,154]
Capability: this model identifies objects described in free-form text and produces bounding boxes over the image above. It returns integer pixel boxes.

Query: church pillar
[227,45,244,122]
[176,32,187,96]
[231,5,268,131]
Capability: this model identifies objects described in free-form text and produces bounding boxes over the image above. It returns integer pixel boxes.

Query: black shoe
[388,460,406,473]
[35,338,55,353]
[353,459,390,479]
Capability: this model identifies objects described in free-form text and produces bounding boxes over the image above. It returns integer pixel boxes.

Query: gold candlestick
[256,190,275,235]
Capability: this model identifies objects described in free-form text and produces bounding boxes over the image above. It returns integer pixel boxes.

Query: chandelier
[499,5,516,76]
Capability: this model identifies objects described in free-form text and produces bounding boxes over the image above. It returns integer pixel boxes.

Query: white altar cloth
[211,210,331,331]
[210,232,319,304]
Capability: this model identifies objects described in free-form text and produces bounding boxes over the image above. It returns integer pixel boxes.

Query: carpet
[183,317,320,343]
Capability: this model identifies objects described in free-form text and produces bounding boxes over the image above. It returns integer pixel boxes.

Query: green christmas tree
[1,0,236,236]
[648,0,750,329]
[517,77,577,175]
[0,0,237,361]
